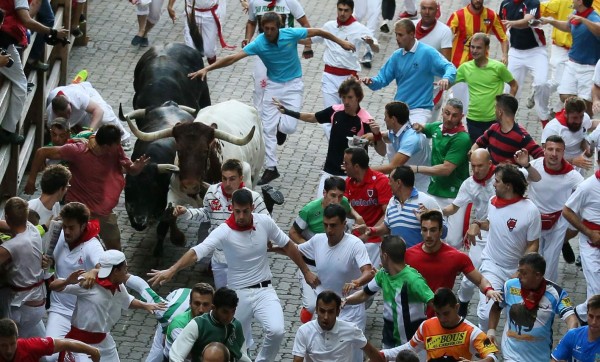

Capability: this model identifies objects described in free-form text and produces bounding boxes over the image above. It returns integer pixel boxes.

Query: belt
[247,280,271,288]
[23,299,46,307]
[324,64,357,76]
[9,279,44,292]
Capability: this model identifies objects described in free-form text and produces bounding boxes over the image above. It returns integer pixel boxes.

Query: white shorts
[557,60,595,101]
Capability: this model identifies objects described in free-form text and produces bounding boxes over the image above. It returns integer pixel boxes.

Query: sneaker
[398,11,418,19]
[71,27,83,38]
[261,185,285,205]
[0,130,25,145]
[140,37,149,47]
[276,130,287,145]
[575,255,582,267]
[562,241,575,264]
[458,302,469,317]
[257,168,280,186]
[380,23,390,33]
[361,61,372,69]
[361,51,373,63]
[526,93,535,109]
[131,35,143,46]
[72,69,88,84]
[121,139,132,151]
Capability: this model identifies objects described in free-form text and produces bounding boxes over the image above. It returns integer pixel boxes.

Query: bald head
[202,342,230,362]
[420,0,438,23]
[470,149,493,180]
[470,148,491,163]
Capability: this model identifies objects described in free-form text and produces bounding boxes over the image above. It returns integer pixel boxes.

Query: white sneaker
[121,139,132,151]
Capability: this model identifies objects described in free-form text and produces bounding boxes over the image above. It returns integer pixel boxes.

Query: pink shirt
[59,142,131,216]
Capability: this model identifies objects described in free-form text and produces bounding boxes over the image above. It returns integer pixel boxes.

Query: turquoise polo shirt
[243,27,308,83]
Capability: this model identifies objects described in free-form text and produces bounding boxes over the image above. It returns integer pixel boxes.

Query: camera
[45,29,70,47]
[0,49,14,68]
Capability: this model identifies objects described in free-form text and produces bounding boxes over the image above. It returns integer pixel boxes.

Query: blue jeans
[30,0,55,61]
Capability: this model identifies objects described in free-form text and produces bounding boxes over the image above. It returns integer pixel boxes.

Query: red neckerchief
[571,7,594,25]
[544,158,574,175]
[266,0,276,9]
[491,195,525,208]
[96,276,120,294]
[225,214,255,231]
[595,169,600,179]
[221,182,245,199]
[56,90,66,97]
[441,123,467,135]
[473,165,496,186]
[521,279,547,310]
[415,20,437,39]
[68,219,100,251]
[554,109,568,127]
[337,15,357,27]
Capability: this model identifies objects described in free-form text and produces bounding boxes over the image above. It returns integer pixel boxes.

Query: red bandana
[554,109,568,127]
[596,169,600,179]
[544,158,574,175]
[521,279,547,310]
[571,7,594,25]
[68,219,100,251]
[266,0,276,9]
[96,276,120,294]
[225,214,255,231]
[221,182,245,199]
[56,91,66,97]
[415,20,437,39]
[491,195,524,208]
[337,15,357,27]
[441,123,467,136]
[473,165,496,186]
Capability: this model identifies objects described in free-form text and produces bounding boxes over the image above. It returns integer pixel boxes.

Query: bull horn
[125,116,174,142]
[213,126,255,146]
[118,104,146,122]
[178,105,197,115]
[157,164,180,173]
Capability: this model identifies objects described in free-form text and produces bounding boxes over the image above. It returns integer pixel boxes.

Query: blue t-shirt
[500,278,575,362]
[569,10,600,65]
[552,326,600,362]
[243,27,308,82]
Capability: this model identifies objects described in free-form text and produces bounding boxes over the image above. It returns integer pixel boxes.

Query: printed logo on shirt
[562,296,573,307]
[78,256,83,265]
[510,287,521,296]
[425,331,467,349]
[210,199,223,211]
[507,218,517,231]
[367,189,374,198]
[484,19,491,25]
[481,337,496,354]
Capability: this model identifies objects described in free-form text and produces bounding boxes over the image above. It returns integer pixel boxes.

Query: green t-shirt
[455,59,514,121]
[295,197,352,238]
[367,266,434,346]
[190,313,245,362]
[423,122,471,198]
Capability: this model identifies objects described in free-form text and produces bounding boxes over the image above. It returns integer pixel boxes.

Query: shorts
[557,60,595,101]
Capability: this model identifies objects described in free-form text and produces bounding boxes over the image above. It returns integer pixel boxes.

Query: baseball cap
[97,250,126,278]
[49,117,70,130]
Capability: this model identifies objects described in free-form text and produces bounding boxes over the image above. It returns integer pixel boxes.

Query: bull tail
[185,0,205,56]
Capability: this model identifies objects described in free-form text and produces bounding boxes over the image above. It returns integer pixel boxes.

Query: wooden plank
[0,82,10,123]
[20,72,38,127]
[45,60,62,100]
[17,126,36,186]
[0,144,10,187]
[21,33,37,65]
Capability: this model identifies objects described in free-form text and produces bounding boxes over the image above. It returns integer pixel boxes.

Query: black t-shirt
[499,0,544,50]
[315,107,371,175]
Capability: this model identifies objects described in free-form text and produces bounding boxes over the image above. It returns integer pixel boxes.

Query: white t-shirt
[482,198,541,270]
[62,283,134,333]
[411,20,453,52]
[564,175,600,224]
[27,198,61,226]
[46,83,91,127]
[313,20,376,72]
[49,232,104,316]
[191,213,289,289]
[298,233,371,297]
[452,175,496,243]
[528,158,584,214]
[248,0,305,24]
[594,58,600,86]
[541,115,592,160]
[1,222,45,306]
[292,318,367,361]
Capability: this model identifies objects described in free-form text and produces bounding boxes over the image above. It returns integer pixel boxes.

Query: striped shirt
[384,189,442,248]
[447,6,508,67]
[475,122,544,165]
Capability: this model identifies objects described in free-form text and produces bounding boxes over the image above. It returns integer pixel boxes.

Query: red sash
[324,65,358,76]
[583,220,600,248]
[9,279,44,292]
[58,326,107,360]
[193,4,235,50]
[540,210,562,230]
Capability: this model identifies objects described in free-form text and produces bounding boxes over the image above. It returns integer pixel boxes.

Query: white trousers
[184,9,219,59]
[0,45,27,134]
[136,0,164,23]
[578,234,600,305]
[46,312,72,361]
[558,61,595,102]
[145,324,165,362]
[212,260,228,290]
[262,77,303,169]
[505,47,550,120]
[234,286,284,362]
[353,0,382,33]
[10,304,45,338]
[548,44,569,111]
[477,258,514,331]
[539,217,569,282]
[365,242,381,269]
[71,333,119,361]
[339,304,367,362]
[297,265,318,312]
[458,236,487,303]
[432,196,467,249]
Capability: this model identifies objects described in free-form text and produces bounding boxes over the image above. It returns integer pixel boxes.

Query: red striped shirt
[476,123,544,164]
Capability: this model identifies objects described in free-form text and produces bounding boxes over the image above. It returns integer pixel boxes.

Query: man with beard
[488,253,578,362]
[542,96,596,173]
[380,288,499,361]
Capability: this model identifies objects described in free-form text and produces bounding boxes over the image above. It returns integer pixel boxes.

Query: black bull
[123,42,211,256]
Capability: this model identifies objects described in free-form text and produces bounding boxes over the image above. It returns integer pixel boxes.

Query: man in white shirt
[149,188,319,362]
[0,197,46,338]
[292,290,383,362]
[296,204,373,362]
[527,135,584,281]
[50,250,165,361]
[467,163,541,330]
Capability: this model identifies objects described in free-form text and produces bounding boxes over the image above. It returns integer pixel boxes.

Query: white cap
[97,250,126,278]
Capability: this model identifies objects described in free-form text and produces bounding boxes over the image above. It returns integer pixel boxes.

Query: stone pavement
[21,0,591,359]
